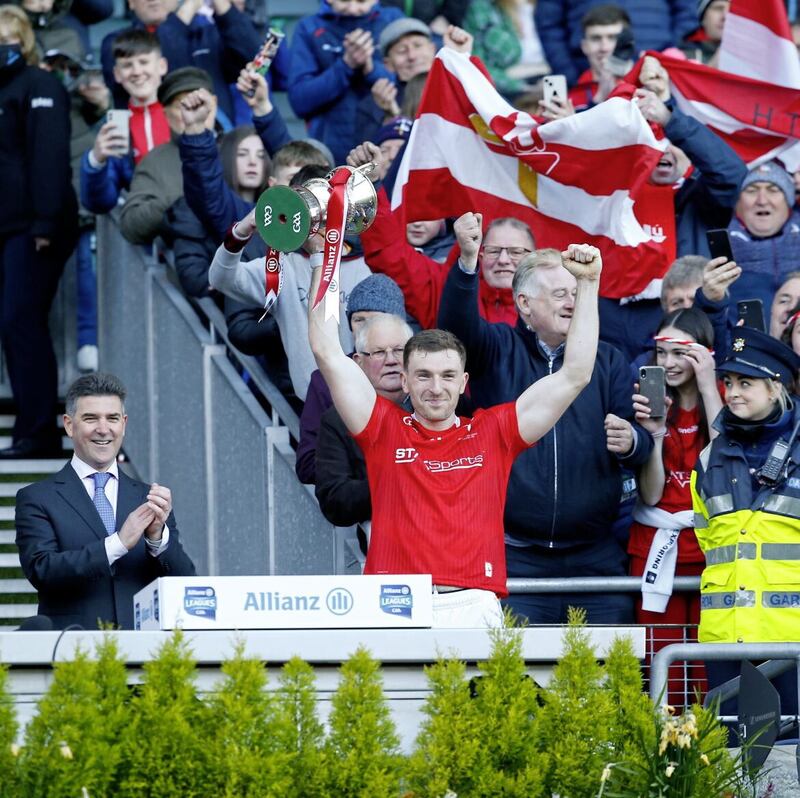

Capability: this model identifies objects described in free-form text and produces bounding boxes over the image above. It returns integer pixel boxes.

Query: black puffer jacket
[0,53,77,241]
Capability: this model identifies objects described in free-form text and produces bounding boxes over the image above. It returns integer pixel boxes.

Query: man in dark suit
[15,373,195,629]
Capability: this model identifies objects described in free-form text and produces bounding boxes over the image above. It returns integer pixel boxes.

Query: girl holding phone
[629,308,722,701]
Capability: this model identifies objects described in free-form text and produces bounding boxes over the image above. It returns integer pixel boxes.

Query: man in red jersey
[299,235,602,626]
[215,198,602,623]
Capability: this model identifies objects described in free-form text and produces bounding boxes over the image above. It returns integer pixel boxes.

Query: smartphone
[706,228,734,262]
[106,109,131,155]
[639,366,667,419]
[607,26,635,77]
[542,74,567,106]
[737,299,766,332]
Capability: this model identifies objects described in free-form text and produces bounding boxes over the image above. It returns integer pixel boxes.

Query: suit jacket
[15,463,196,630]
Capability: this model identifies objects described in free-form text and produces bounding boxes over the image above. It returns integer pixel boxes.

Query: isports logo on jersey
[380,584,413,619]
[424,455,484,473]
[184,586,217,620]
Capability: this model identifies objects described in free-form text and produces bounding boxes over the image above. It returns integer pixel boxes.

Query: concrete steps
[0,452,61,628]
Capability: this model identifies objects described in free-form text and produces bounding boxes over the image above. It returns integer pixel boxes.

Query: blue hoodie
[288,0,403,164]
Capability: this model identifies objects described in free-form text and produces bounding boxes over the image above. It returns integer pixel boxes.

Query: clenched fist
[453,211,483,271]
[561,244,602,281]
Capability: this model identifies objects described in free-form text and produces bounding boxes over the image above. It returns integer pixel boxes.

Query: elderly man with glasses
[348,141,535,330]
[437,212,655,626]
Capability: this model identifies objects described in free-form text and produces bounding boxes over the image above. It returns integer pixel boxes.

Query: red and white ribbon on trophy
[313,167,350,322]
[258,246,284,322]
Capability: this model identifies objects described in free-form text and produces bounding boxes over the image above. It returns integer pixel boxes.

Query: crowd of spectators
[3,0,800,649]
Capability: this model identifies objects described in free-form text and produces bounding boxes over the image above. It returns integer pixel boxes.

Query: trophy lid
[255,185,317,251]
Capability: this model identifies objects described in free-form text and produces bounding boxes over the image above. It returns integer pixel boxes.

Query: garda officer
[691,327,800,712]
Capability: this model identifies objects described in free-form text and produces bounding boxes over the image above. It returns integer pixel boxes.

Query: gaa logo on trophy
[254,163,378,252]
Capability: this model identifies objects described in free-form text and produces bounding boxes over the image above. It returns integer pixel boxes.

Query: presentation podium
[133,575,433,630]
[2,578,646,750]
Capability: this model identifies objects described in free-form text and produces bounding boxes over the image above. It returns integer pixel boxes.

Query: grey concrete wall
[96,217,339,577]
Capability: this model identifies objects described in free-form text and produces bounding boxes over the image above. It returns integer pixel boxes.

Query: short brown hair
[272,141,330,173]
[0,5,37,65]
[404,329,466,370]
[582,3,631,32]
[112,28,161,61]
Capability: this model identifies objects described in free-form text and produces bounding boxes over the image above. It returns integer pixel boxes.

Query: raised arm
[307,244,376,435]
[515,244,600,445]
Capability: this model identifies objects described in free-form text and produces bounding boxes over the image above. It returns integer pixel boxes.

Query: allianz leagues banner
[133,575,433,630]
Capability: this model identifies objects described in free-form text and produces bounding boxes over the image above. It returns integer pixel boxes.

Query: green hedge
[0,615,757,798]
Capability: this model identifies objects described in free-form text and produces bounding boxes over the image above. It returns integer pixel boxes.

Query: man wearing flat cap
[692,326,800,716]
[727,161,800,328]
[119,67,218,245]
[358,17,436,144]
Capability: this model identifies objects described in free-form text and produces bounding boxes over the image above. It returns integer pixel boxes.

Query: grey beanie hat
[346,274,406,323]
[739,161,795,209]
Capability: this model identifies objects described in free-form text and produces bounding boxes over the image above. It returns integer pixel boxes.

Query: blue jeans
[76,228,97,348]
[503,536,634,625]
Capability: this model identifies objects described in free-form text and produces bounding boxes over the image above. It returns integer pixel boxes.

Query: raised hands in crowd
[236,68,273,118]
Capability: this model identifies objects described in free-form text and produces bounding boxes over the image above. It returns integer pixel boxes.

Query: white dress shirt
[70,455,170,566]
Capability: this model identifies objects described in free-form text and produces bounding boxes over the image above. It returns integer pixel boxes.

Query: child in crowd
[288,0,403,164]
[80,29,169,214]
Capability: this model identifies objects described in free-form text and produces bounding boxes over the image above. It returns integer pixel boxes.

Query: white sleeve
[208,244,271,307]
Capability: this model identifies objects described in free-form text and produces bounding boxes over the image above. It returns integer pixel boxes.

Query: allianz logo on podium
[243,587,355,615]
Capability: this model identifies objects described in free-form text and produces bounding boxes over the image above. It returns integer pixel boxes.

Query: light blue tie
[92,472,116,536]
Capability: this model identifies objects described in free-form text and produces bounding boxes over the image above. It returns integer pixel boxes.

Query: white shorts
[431,588,503,628]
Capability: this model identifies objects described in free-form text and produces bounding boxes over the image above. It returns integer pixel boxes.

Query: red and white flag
[645,0,800,170]
[392,48,671,299]
[718,0,800,88]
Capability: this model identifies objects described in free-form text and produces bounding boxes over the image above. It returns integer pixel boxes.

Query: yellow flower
[665,763,677,778]
[700,753,710,766]
[59,741,73,760]
[10,743,20,757]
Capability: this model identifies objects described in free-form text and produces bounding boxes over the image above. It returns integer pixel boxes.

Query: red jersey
[354,397,529,596]
[629,405,705,563]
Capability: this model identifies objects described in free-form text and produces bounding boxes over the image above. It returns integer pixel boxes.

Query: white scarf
[632,502,694,613]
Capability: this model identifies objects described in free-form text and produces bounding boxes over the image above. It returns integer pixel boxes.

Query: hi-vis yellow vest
[691,432,800,644]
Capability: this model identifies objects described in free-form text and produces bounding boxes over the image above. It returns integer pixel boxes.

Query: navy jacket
[288,0,403,164]
[438,263,653,547]
[728,210,800,321]
[535,0,698,85]
[179,109,291,242]
[16,464,196,630]
[101,9,261,122]
[665,107,747,259]
[79,150,134,215]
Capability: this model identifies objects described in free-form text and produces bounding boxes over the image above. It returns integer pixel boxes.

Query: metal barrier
[651,642,800,710]
[507,575,705,707]
[95,215,349,577]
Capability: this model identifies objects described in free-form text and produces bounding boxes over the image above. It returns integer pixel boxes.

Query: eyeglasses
[358,346,405,362]
[481,246,532,261]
